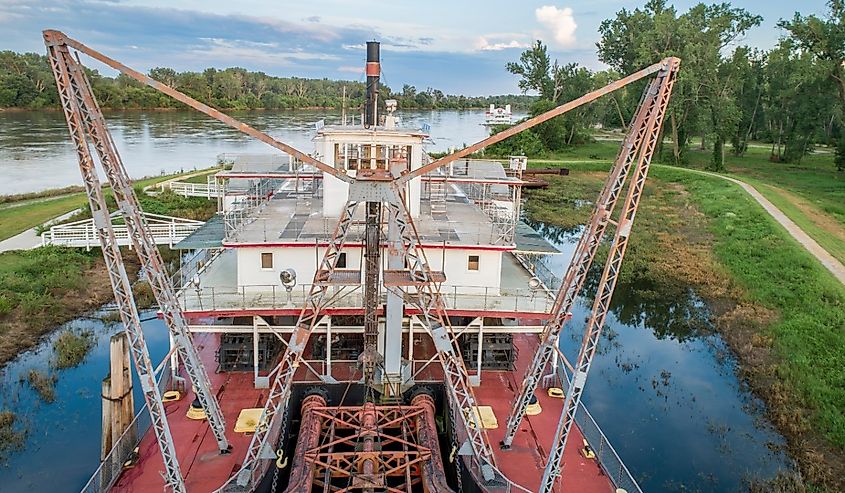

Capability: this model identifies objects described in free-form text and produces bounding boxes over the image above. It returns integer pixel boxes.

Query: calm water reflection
[534,221,791,492]
[0,109,514,195]
[0,312,170,492]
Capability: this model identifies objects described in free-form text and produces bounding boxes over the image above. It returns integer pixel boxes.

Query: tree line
[0,52,535,112]
[492,0,845,172]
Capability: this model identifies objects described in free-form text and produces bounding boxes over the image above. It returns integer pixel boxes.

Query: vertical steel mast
[538,57,680,493]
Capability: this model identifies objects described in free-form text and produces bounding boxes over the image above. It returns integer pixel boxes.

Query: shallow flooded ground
[534,221,792,492]
[0,312,170,492]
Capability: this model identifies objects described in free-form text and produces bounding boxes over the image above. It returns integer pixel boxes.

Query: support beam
[43,30,349,183]
[538,57,680,493]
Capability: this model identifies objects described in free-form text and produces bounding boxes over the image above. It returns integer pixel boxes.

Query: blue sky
[0,0,832,95]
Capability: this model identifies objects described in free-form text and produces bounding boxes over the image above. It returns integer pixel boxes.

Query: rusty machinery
[43,28,679,493]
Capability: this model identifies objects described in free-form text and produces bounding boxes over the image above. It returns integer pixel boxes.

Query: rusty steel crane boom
[43,35,188,493]
[501,58,680,451]
[540,58,679,493]
[44,30,235,492]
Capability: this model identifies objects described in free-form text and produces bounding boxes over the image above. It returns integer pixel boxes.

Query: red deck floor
[111,333,614,492]
[476,333,613,492]
[112,333,268,492]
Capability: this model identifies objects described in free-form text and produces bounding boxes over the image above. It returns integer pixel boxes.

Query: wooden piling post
[101,333,134,461]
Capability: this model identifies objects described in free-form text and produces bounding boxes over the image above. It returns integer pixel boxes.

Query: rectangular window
[260,252,273,269]
[467,255,480,271]
[336,252,347,269]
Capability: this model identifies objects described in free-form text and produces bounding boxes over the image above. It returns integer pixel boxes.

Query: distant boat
[483,103,512,126]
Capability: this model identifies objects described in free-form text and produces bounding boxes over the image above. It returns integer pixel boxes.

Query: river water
[0,109,505,195]
[0,110,792,492]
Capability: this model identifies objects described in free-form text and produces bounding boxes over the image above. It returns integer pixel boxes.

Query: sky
[0,0,833,95]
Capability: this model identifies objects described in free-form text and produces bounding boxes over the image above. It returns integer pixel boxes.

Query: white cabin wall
[426,249,502,295]
[323,175,349,217]
[235,246,500,295]
[236,247,362,287]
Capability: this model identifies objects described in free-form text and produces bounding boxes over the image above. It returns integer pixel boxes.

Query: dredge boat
[43,30,679,493]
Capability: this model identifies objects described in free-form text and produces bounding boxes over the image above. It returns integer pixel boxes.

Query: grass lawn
[180,169,219,184]
[0,167,219,241]
[521,137,845,266]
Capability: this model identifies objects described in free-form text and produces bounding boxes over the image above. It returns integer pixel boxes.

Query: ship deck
[111,332,614,492]
[225,179,510,248]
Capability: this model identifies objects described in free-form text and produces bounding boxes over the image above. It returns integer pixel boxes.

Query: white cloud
[535,5,577,48]
[475,36,530,52]
[189,38,341,66]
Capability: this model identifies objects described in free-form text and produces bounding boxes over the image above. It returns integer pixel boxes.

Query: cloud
[535,5,577,48]
[475,36,530,52]
[192,38,341,66]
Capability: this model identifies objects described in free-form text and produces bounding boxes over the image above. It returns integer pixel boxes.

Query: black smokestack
[364,41,380,128]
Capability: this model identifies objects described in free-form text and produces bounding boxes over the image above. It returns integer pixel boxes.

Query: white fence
[166,180,222,198]
[42,212,204,250]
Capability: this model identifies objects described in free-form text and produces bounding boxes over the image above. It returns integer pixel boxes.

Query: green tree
[506,41,554,100]
[598,1,761,167]
[780,0,845,168]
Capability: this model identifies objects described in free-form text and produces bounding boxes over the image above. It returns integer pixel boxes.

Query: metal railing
[167,180,222,198]
[42,212,204,250]
[554,365,643,493]
[176,283,555,315]
[223,178,283,240]
[170,248,224,291]
[80,359,172,493]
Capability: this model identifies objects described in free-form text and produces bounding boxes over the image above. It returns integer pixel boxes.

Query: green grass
[683,145,845,229]
[0,410,26,461]
[0,247,102,363]
[25,369,56,403]
[180,169,219,184]
[52,329,95,369]
[649,166,845,449]
[0,194,87,241]
[0,167,219,241]
[739,177,845,265]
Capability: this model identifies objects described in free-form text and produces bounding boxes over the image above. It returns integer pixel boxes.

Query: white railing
[176,283,555,315]
[167,180,222,198]
[42,212,204,250]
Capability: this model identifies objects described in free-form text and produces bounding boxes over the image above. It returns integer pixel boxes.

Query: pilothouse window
[468,255,480,271]
[334,143,411,171]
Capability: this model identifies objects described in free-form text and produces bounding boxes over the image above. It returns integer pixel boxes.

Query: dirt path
[671,167,845,286]
[0,208,81,252]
